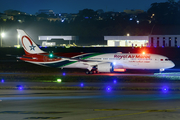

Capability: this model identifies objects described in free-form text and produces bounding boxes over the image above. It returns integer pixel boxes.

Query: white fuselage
[63,53,175,70]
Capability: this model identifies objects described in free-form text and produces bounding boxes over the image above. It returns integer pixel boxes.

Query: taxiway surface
[1,90,180,120]
[1,72,180,120]
[1,82,180,90]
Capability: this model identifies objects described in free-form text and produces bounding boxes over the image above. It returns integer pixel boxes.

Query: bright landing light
[114,69,126,72]
[1,33,5,38]
[142,52,145,55]
[57,79,62,83]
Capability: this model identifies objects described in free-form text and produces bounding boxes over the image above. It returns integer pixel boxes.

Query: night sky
[0,0,175,14]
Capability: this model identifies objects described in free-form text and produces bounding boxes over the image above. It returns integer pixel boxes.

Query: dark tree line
[1,0,180,45]
[147,0,180,25]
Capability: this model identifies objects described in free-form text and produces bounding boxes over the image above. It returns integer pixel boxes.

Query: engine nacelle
[97,63,114,72]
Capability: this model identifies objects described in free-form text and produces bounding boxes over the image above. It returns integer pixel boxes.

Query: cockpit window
[165,59,169,61]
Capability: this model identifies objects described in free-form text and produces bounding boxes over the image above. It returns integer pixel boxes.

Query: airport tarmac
[0,72,155,76]
[1,71,180,90]
[1,90,180,120]
[1,82,180,90]
[1,72,180,120]
[0,71,179,77]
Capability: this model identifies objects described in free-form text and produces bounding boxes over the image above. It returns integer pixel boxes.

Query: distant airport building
[104,36,148,47]
[38,36,78,47]
[42,41,56,47]
[149,35,180,47]
[104,35,180,47]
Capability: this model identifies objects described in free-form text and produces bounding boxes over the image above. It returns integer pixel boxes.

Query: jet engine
[97,63,114,72]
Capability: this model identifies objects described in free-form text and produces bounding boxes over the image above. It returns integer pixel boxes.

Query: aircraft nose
[169,61,175,68]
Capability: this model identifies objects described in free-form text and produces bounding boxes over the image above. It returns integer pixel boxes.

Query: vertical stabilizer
[17,29,46,54]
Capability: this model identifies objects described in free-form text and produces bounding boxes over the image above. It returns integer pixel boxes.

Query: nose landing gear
[159,68,165,73]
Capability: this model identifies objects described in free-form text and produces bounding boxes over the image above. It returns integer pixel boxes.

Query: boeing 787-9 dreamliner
[17,29,175,74]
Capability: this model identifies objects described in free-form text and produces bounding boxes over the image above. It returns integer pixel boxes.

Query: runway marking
[87,108,178,120]
[146,109,176,112]
[24,117,62,119]
[0,111,69,114]
[94,109,128,111]
[85,111,149,120]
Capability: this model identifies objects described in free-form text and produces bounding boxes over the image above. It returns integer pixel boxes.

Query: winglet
[17,29,46,54]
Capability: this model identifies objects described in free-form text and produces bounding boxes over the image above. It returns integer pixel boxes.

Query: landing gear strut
[159,68,165,73]
[86,69,99,74]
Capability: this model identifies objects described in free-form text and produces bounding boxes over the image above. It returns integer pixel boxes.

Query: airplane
[17,29,175,74]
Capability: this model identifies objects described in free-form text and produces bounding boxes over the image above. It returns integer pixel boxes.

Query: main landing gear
[86,69,99,74]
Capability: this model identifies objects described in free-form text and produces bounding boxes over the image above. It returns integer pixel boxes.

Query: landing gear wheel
[86,71,94,74]
[86,71,90,74]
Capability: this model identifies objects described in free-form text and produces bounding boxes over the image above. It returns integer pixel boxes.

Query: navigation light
[106,86,111,92]
[114,69,126,72]
[49,53,54,58]
[16,45,20,49]
[113,62,116,65]
[16,85,23,90]
[162,86,169,93]
[19,86,23,90]
[57,79,62,83]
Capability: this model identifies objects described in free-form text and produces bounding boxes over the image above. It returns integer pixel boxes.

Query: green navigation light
[57,79,62,83]
[49,53,53,58]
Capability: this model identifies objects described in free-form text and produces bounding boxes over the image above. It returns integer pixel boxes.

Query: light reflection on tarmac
[0,72,154,76]
[0,71,180,77]
[1,82,180,89]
